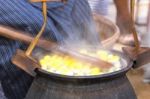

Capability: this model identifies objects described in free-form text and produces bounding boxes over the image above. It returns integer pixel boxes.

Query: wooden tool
[30,0,66,3]
[0,26,57,49]
[30,0,61,2]
[123,0,150,68]
[11,1,48,76]
[0,1,112,76]
[0,25,112,76]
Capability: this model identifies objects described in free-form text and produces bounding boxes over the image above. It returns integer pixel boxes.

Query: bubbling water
[39,49,122,76]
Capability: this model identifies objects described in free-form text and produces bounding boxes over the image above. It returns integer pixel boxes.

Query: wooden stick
[130,0,140,52]
[30,0,62,2]
[0,26,57,49]
[25,1,47,56]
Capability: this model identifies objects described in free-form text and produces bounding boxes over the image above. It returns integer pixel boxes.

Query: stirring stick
[130,0,140,52]
[30,0,64,2]
[26,1,47,56]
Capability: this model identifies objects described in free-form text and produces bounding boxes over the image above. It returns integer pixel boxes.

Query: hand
[116,17,141,46]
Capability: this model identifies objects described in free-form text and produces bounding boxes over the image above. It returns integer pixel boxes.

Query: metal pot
[33,50,133,82]
[0,14,143,99]
[25,51,137,99]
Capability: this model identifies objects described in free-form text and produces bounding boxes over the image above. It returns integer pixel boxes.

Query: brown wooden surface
[122,47,150,68]
[127,69,150,99]
[12,49,40,76]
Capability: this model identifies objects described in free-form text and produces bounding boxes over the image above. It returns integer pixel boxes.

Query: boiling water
[39,49,122,76]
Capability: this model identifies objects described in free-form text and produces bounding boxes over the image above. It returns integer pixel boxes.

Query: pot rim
[35,51,133,81]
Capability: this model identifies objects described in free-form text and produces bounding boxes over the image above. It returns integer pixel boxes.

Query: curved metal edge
[35,51,133,83]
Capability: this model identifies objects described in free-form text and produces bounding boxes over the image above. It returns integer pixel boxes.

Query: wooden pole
[25,1,47,56]
[130,0,140,52]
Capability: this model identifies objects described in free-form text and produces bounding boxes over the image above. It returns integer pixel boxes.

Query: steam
[32,17,102,60]
[59,17,101,52]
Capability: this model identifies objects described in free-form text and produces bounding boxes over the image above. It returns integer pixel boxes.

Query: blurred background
[106,0,150,99]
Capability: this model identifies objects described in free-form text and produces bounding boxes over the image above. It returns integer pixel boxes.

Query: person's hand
[116,16,141,46]
[114,0,141,46]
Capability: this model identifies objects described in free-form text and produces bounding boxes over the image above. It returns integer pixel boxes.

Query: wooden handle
[25,2,47,56]
[0,26,57,49]
[130,0,140,51]
[55,47,113,69]
[30,0,62,2]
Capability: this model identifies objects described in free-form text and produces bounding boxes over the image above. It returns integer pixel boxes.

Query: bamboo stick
[130,0,140,52]
[25,1,47,56]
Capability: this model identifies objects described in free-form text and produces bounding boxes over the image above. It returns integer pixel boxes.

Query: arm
[113,0,133,34]
[113,0,137,46]
[114,0,131,20]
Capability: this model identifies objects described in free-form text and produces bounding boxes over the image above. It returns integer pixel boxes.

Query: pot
[0,14,140,99]
[26,74,136,99]
[25,51,137,99]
